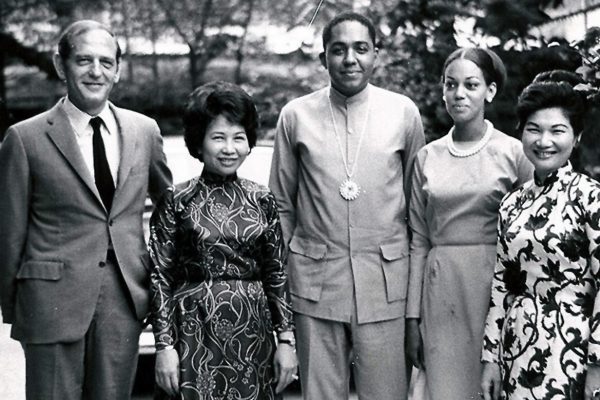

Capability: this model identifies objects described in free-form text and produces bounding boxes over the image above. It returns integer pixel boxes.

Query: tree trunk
[0,2,8,139]
[0,42,8,140]
[52,0,78,31]
[192,0,214,85]
[120,0,134,82]
[148,0,161,99]
[234,0,255,84]
[195,53,209,87]
[189,49,199,89]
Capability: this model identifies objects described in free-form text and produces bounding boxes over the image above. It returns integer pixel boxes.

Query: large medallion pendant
[339,179,360,201]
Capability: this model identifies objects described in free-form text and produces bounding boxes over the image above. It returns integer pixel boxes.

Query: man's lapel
[44,102,103,205]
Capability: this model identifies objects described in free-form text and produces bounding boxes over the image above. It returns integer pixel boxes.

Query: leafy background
[2,0,598,174]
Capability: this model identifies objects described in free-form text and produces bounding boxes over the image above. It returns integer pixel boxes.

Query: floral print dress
[482,164,600,399]
[149,170,294,400]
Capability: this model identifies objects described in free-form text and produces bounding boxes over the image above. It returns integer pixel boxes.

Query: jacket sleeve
[147,121,173,204]
[402,102,426,211]
[257,192,295,334]
[0,128,31,323]
[406,151,430,319]
[268,107,298,245]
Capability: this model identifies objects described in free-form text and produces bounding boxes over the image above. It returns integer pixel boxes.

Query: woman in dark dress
[149,81,298,399]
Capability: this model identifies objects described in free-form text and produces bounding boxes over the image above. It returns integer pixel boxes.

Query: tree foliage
[368,0,573,140]
[4,0,598,170]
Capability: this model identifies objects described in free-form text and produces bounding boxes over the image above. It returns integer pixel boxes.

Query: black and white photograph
[2,1,600,399]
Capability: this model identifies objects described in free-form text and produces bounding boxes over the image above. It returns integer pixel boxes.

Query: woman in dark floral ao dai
[481,71,600,400]
[149,81,298,399]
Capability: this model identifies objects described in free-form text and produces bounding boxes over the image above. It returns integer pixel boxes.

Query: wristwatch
[278,337,296,347]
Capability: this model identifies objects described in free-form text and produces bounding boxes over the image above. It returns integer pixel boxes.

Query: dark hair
[516,70,586,134]
[442,47,507,93]
[322,11,376,50]
[183,81,259,161]
[532,70,584,86]
[58,20,122,62]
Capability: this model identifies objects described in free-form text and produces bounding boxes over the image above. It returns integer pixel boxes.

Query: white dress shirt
[62,97,120,185]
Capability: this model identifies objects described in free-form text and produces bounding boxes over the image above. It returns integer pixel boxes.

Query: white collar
[329,84,370,107]
[62,97,118,138]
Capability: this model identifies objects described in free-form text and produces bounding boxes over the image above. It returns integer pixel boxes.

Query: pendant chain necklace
[328,91,370,201]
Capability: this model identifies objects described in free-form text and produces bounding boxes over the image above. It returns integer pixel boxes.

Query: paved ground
[0,312,25,400]
[1,309,358,400]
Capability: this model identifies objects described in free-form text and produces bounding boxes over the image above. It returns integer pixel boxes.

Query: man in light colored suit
[269,11,425,400]
[0,20,172,399]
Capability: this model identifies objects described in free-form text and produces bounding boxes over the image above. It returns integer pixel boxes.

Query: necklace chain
[327,92,370,178]
[447,120,493,158]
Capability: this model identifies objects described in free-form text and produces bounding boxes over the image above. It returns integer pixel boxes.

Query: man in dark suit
[0,20,172,399]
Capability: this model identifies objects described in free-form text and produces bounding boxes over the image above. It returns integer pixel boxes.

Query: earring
[442,95,446,102]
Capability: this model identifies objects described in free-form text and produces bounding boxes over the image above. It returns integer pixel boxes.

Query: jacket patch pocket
[16,261,64,280]
[380,243,409,302]
[287,236,327,301]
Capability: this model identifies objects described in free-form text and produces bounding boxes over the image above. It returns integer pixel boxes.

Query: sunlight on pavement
[0,311,25,400]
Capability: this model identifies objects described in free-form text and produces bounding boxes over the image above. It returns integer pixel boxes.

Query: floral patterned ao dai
[149,170,294,400]
[482,164,600,399]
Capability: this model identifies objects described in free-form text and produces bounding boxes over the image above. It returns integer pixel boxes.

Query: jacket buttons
[108,219,114,226]
[99,261,106,268]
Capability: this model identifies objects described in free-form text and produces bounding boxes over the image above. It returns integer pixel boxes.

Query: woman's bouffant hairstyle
[516,70,587,134]
[442,47,507,93]
[183,81,259,161]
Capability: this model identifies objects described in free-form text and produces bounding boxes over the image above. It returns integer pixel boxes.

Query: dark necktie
[90,117,115,211]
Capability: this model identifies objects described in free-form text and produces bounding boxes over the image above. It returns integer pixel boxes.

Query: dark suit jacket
[0,99,172,343]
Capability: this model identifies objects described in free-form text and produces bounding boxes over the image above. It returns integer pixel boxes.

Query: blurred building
[534,0,600,41]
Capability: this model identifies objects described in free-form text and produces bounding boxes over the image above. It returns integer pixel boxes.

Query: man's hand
[406,318,425,370]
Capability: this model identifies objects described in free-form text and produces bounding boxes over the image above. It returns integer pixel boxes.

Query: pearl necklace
[447,120,494,158]
[328,90,371,201]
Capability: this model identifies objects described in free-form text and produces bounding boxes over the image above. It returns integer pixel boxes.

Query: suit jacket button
[109,219,114,226]
[99,261,106,268]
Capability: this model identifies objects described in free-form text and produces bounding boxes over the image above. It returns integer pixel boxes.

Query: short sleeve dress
[482,163,600,399]
[407,122,532,400]
[149,170,294,400]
